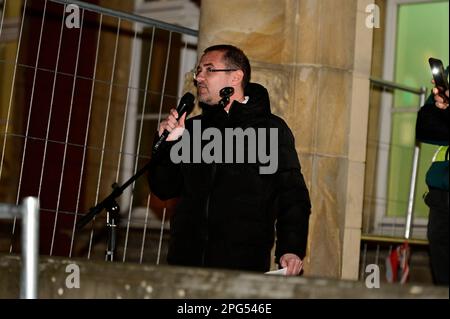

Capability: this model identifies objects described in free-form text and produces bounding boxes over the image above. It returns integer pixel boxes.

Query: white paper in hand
[264,268,287,275]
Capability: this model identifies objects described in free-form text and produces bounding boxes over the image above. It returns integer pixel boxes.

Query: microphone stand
[76,161,152,261]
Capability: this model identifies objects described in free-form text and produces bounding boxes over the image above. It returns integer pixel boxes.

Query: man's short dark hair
[204,44,251,89]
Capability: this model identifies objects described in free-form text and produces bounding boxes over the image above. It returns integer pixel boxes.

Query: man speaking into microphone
[148,44,311,275]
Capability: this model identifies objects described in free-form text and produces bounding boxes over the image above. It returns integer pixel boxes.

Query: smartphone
[428,57,449,103]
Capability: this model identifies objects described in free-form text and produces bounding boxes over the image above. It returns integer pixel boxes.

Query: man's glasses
[193,67,238,81]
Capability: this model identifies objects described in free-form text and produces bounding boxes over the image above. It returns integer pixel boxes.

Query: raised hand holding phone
[429,57,449,105]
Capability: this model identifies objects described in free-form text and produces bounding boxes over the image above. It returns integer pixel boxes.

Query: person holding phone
[415,61,449,286]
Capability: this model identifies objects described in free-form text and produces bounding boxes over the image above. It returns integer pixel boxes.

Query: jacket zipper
[202,162,216,266]
[201,116,226,266]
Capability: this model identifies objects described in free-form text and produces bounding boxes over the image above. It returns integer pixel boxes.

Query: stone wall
[1,254,447,298]
[197,0,374,279]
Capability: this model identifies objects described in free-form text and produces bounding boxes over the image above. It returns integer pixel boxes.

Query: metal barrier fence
[0,197,39,298]
[0,0,198,264]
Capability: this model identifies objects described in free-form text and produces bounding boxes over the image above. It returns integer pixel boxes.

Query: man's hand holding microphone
[152,92,194,155]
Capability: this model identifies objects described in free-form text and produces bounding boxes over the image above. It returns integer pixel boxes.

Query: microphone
[152,92,195,155]
[218,87,234,108]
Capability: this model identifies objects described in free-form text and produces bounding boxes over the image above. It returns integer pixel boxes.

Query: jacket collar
[200,83,271,126]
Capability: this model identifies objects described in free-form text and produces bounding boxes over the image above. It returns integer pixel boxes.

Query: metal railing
[0,197,39,299]
[359,77,429,283]
[365,76,427,241]
[49,0,198,36]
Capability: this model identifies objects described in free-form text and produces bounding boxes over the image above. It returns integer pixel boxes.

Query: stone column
[198,0,374,279]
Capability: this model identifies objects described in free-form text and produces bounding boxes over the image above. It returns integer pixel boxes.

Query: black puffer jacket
[148,83,311,272]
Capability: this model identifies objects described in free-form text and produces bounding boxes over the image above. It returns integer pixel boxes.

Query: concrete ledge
[1,254,448,299]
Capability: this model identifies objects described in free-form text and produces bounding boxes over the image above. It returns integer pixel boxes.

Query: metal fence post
[404,87,427,240]
[20,197,40,299]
